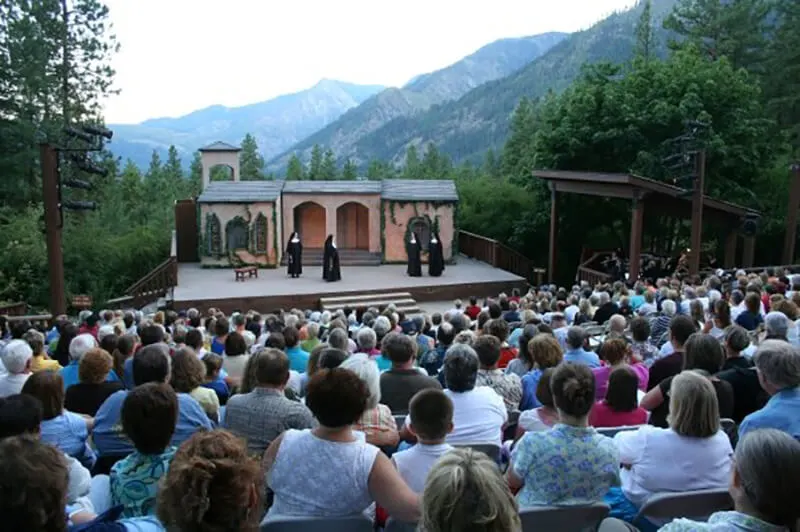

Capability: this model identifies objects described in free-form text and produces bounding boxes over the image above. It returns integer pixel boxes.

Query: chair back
[385,518,418,532]
[261,515,373,532]
[634,488,733,524]
[452,442,502,463]
[519,503,609,531]
[394,414,407,430]
[595,425,641,438]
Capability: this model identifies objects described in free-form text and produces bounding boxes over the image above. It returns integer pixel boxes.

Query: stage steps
[320,291,421,315]
[280,248,381,267]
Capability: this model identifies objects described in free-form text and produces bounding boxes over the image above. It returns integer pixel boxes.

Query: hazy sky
[102,0,637,124]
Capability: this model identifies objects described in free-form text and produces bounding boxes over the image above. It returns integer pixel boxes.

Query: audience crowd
[1,268,800,531]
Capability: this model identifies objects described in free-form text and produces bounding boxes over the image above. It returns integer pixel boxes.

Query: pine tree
[483,149,500,179]
[403,145,421,179]
[286,154,305,180]
[163,146,184,197]
[239,133,265,180]
[421,143,450,179]
[120,159,144,219]
[766,0,800,153]
[321,149,337,180]
[308,145,323,180]
[188,152,203,196]
[342,158,358,180]
[501,97,537,185]
[635,0,654,62]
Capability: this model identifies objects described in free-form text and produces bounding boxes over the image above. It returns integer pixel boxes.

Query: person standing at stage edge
[322,235,341,282]
[407,232,422,277]
[286,232,303,279]
[429,231,445,277]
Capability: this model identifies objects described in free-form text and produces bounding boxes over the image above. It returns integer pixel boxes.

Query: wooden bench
[234,266,258,282]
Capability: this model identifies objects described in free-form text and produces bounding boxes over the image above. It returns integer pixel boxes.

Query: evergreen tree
[308,144,323,180]
[239,133,265,180]
[144,151,165,203]
[501,97,538,185]
[286,154,305,180]
[635,0,654,62]
[188,152,203,196]
[120,159,144,219]
[766,0,800,153]
[210,165,232,182]
[422,143,451,179]
[163,146,184,196]
[483,148,500,179]
[342,158,358,180]
[321,148,337,180]
[403,145,421,179]
[367,159,394,180]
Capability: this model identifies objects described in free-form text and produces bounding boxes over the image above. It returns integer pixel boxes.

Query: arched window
[206,213,221,256]
[408,217,431,251]
[254,213,268,254]
[226,217,249,252]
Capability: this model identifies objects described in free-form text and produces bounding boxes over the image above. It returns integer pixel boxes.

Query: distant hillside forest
[1,0,798,310]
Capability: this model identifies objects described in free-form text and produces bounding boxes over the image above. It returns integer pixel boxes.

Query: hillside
[267,32,567,170]
[109,79,386,168]
[277,0,679,169]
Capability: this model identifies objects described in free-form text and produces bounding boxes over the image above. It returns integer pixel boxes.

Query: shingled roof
[198,141,241,152]
[381,179,458,202]
[282,180,382,194]
[197,181,282,203]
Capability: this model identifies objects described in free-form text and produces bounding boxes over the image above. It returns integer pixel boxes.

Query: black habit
[407,233,422,277]
[322,235,341,282]
[286,232,303,278]
[428,232,445,277]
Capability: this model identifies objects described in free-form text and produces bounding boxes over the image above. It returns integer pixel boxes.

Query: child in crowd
[201,353,230,406]
[110,382,178,517]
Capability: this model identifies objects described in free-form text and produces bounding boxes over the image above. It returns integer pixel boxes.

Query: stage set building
[191,142,458,268]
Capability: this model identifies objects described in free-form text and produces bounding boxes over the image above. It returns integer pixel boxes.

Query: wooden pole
[628,194,644,281]
[782,164,800,264]
[688,150,706,275]
[548,186,558,283]
[41,144,66,316]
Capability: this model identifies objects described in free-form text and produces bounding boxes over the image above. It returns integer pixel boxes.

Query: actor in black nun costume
[286,231,303,278]
[428,231,445,277]
[322,235,341,282]
[406,232,422,277]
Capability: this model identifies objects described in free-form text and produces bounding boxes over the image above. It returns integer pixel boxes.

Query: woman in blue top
[735,293,764,331]
[519,334,563,410]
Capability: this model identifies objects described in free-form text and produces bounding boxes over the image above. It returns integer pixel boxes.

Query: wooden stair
[319,291,420,315]
[281,247,381,267]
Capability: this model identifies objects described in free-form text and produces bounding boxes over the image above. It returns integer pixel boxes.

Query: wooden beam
[629,196,644,281]
[724,231,738,269]
[742,235,756,268]
[782,164,800,264]
[553,180,634,199]
[689,151,706,275]
[548,187,558,283]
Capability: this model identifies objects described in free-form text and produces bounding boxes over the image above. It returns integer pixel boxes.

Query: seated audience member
[605,314,628,342]
[52,322,78,367]
[628,317,659,367]
[508,363,620,506]
[421,322,454,376]
[738,340,800,440]
[283,325,310,373]
[356,326,381,358]
[764,311,792,342]
[485,319,517,369]
[647,315,695,390]
[422,448,521,532]
[21,371,96,469]
[610,371,733,520]
[464,296,482,321]
[59,333,103,390]
[0,394,93,512]
[262,368,419,522]
[64,348,125,416]
[301,322,321,353]
[200,353,230,405]
[563,327,601,368]
[703,299,732,340]
[589,367,648,428]
[339,354,399,448]
[506,324,538,378]
[439,344,507,445]
[0,339,33,397]
[111,334,136,388]
[392,389,454,493]
[121,324,164,389]
[157,430,263,531]
[210,317,229,355]
[722,325,755,371]
[170,348,220,422]
[594,292,620,325]
[593,339,649,400]
[221,331,250,386]
[223,348,315,456]
[660,428,800,532]
[520,334,563,410]
[641,332,733,428]
[24,329,61,372]
[516,368,558,437]
[326,327,351,354]
[93,344,212,472]
[735,292,764,331]
[474,334,522,416]
[111,383,178,517]
[380,332,441,414]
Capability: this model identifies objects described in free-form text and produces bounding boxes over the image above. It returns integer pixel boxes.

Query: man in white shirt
[564,296,580,325]
[447,299,464,317]
[0,339,32,398]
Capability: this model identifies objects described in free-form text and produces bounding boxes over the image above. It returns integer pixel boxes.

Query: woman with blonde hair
[608,371,733,523]
[422,447,521,532]
[171,347,220,423]
[519,334,563,410]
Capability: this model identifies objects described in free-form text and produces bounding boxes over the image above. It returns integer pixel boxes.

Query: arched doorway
[336,202,369,250]
[294,202,326,248]
[209,164,235,182]
[408,217,431,250]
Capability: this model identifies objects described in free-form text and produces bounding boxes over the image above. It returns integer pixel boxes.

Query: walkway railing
[458,231,543,284]
[123,231,178,309]
[576,252,612,286]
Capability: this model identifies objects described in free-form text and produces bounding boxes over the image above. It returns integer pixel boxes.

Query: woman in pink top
[592,339,648,400]
[590,366,648,428]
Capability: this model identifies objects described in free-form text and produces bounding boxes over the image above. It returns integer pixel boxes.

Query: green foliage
[239,133,266,180]
[308,144,323,180]
[765,0,800,154]
[321,148,338,180]
[286,153,305,180]
[342,157,358,180]
[635,0,655,62]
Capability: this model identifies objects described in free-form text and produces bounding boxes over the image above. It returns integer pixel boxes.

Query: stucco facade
[383,201,456,263]
[199,202,279,266]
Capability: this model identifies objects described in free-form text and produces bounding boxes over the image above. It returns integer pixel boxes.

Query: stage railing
[0,301,28,316]
[576,252,612,286]
[458,231,542,284]
[124,230,178,309]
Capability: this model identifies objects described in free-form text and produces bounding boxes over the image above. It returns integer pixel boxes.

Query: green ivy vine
[380,200,386,262]
[272,206,279,266]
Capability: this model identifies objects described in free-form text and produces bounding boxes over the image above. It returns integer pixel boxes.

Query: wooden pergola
[533,170,760,282]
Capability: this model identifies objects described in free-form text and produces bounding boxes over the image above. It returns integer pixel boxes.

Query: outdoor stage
[172,257,527,314]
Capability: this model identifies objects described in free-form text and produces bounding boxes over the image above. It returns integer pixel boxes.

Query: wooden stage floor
[172,257,527,313]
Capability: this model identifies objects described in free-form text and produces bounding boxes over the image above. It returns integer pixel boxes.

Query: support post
[628,193,644,282]
[742,235,756,268]
[724,231,738,269]
[548,186,558,283]
[689,150,706,275]
[782,164,800,264]
[41,144,66,316]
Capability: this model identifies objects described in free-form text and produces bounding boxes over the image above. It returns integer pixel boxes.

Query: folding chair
[519,503,610,531]
[394,414,407,431]
[260,515,373,532]
[634,488,733,525]
[595,425,641,438]
[385,517,418,532]
[452,442,502,464]
[504,411,521,441]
